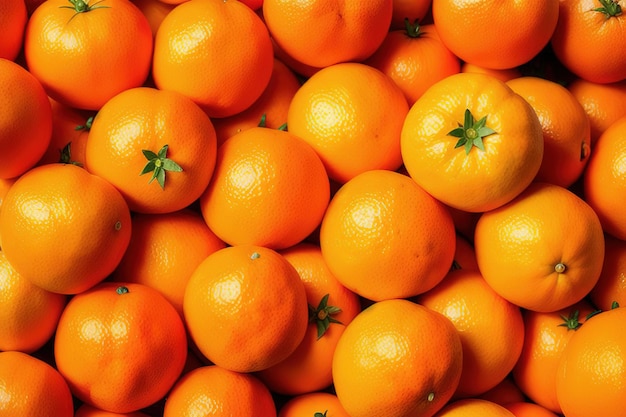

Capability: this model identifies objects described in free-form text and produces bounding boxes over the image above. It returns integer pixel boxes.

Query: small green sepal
[308,294,343,340]
[448,109,497,155]
[140,144,183,190]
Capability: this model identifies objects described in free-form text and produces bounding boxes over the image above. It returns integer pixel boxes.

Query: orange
[365,21,460,106]
[416,269,525,398]
[512,300,595,414]
[0,58,52,179]
[54,282,188,413]
[401,72,544,213]
[474,182,605,312]
[0,350,74,417]
[320,169,456,301]
[589,233,626,311]
[110,209,226,317]
[0,163,131,294]
[0,178,16,248]
[255,243,362,395]
[262,0,392,68]
[432,0,559,70]
[288,62,409,184]
[477,377,526,407]
[75,404,151,417]
[24,0,153,110]
[153,0,273,118]
[85,86,217,214]
[551,0,626,83]
[503,402,560,417]
[506,76,591,188]
[433,399,515,417]
[211,58,301,146]
[199,126,329,250]
[0,250,66,353]
[0,0,28,61]
[278,392,350,417]
[332,299,463,417]
[461,62,521,82]
[131,0,176,37]
[390,0,431,30]
[163,365,277,417]
[556,305,626,417]
[583,114,626,240]
[183,245,309,373]
[567,77,626,145]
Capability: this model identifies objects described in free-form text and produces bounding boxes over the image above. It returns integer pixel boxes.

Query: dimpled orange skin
[433,398,515,417]
[0,0,27,61]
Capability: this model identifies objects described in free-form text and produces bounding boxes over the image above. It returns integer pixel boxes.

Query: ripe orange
[474,182,605,312]
[551,0,626,83]
[24,0,153,110]
[332,299,463,417]
[0,163,131,295]
[512,300,595,414]
[262,0,392,68]
[0,350,74,417]
[211,58,301,146]
[583,114,626,240]
[320,169,456,301]
[503,402,560,417]
[54,282,188,413]
[183,245,309,373]
[461,62,521,82]
[365,21,460,106]
[0,0,27,61]
[589,233,626,311]
[390,0,431,29]
[75,403,151,417]
[0,58,52,179]
[416,269,525,398]
[432,0,559,70]
[556,305,626,417]
[163,365,277,417]
[401,72,544,213]
[199,127,330,250]
[278,392,350,417]
[85,86,217,214]
[153,0,274,118]
[255,242,362,395]
[110,209,226,316]
[288,62,409,183]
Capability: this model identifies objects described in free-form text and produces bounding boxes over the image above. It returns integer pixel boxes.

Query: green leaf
[140,144,183,189]
[592,0,622,18]
[314,412,328,417]
[308,294,344,340]
[448,108,497,155]
[558,309,583,331]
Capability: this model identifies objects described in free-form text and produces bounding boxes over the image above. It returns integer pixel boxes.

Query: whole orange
[332,299,463,417]
[278,392,350,417]
[153,0,273,118]
[54,282,188,413]
[24,0,153,110]
[0,163,131,295]
[0,0,27,61]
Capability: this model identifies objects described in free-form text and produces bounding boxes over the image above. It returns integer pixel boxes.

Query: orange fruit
[416,269,525,398]
[477,377,526,407]
[54,282,188,413]
[432,0,559,70]
[211,58,301,146]
[506,76,591,188]
[85,86,217,214]
[332,299,463,417]
[551,0,626,83]
[262,0,392,68]
[461,62,521,82]
[0,350,74,417]
[589,233,626,311]
[110,209,226,317]
[365,21,460,106]
[278,392,350,417]
[75,403,151,417]
[131,0,176,37]
[583,114,626,240]
[153,0,274,118]
[163,365,277,417]
[288,62,409,183]
[183,245,309,373]
[474,182,605,312]
[0,0,27,61]
[433,399,515,417]
[567,77,626,145]
[0,163,131,295]
[255,242,362,395]
[320,169,456,301]
[24,0,153,110]
[512,300,595,414]
[503,402,560,417]
[199,127,329,250]
[390,0,432,30]
[0,58,52,180]
[0,250,66,353]
[0,177,16,247]
[401,72,544,213]
[556,305,626,417]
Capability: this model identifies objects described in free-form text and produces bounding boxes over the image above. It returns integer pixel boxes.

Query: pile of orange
[2,0,626,416]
